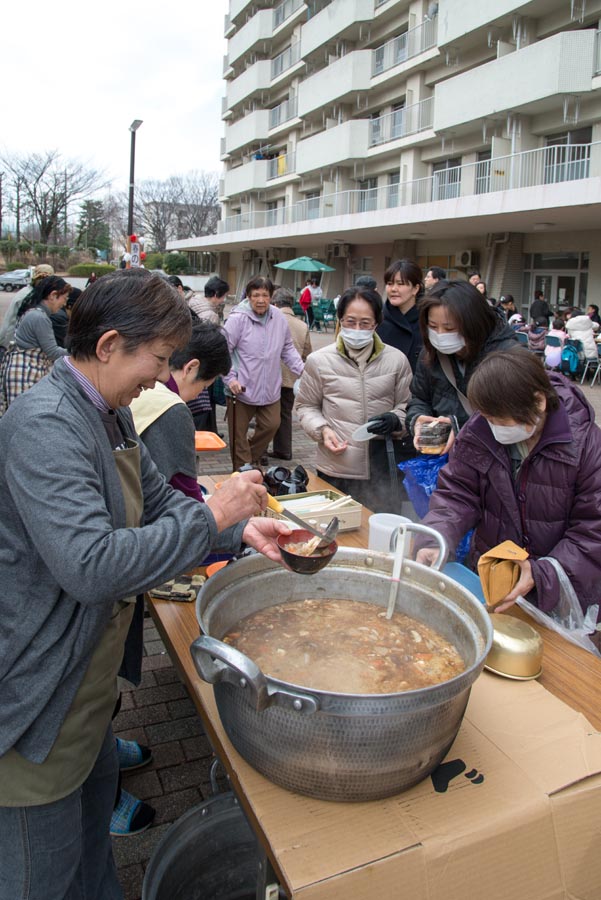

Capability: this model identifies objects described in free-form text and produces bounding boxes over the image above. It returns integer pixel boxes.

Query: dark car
[0,269,31,291]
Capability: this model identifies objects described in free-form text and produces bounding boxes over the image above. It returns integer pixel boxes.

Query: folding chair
[581,344,601,385]
[515,331,529,346]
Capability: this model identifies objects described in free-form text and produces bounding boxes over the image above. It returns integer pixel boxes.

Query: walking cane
[229,386,245,470]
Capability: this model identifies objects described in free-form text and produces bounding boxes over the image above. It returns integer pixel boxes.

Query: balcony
[434,30,596,132]
[437,0,531,48]
[271,41,302,80]
[372,15,438,77]
[230,0,257,23]
[369,97,434,147]
[227,60,272,111]
[223,159,268,197]
[273,0,305,30]
[296,119,370,173]
[225,109,270,154]
[228,9,273,67]
[267,151,297,179]
[596,30,601,75]
[217,141,599,233]
[269,96,299,130]
[224,13,234,37]
[298,51,372,117]
[301,0,375,59]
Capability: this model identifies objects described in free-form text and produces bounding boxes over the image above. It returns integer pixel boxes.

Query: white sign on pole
[130,242,140,267]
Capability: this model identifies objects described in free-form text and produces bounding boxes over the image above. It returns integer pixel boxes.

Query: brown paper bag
[477,540,529,610]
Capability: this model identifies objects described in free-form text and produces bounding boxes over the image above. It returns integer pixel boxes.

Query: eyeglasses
[340,317,376,330]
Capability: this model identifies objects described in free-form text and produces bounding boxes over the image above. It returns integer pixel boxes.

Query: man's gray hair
[272,287,295,308]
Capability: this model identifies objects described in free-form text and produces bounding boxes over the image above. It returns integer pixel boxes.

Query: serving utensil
[385,523,407,619]
[267,494,339,550]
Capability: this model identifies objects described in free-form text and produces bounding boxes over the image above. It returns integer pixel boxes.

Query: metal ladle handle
[389,522,448,570]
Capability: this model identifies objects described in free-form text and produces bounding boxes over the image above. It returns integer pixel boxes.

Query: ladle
[267,494,339,549]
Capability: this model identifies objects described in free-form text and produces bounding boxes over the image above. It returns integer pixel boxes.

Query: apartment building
[170,0,601,314]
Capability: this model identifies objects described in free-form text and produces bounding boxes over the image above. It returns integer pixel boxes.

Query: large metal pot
[191,525,493,802]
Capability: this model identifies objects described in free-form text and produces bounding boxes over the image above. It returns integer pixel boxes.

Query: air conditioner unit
[332,243,350,258]
[454,250,475,268]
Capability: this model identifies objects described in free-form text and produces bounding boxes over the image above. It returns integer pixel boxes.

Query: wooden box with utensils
[263,490,362,532]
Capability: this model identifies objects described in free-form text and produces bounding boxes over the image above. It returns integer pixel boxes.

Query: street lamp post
[127,119,143,243]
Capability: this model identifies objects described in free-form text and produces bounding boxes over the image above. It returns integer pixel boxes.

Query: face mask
[488,420,537,445]
[428,328,466,355]
[340,327,375,349]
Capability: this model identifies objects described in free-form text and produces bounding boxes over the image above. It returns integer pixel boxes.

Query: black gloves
[366,413,401,435]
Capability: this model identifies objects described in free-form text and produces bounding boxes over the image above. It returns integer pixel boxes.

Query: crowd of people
[0,258,600,897]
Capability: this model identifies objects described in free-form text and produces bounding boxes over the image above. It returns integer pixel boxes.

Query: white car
[0,269,31,291]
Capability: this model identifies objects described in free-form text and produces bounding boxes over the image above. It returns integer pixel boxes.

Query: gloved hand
[366,412,401,435]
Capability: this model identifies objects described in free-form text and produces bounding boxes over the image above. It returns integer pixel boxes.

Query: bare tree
[137,171,220,251]
[0,150,106,244]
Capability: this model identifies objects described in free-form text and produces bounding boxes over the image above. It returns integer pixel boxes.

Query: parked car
[0,269,31,291]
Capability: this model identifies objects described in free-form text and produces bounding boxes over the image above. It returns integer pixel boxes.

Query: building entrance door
[534,274,576,315]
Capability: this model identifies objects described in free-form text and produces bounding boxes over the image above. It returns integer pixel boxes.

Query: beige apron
[0,439,143,806]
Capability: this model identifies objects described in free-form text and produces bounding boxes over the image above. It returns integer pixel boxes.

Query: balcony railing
[273,0,304,29]
[219,142,598,233]
[267,151,297,179]
[271,40,301,79]
[372,15,438,76]
[269,96,298,129]
[369,97,434,147]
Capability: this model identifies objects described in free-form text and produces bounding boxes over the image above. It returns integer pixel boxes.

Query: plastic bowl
[277,529,338,575]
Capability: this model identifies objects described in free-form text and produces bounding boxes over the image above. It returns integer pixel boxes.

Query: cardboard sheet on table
[213,670,601,900]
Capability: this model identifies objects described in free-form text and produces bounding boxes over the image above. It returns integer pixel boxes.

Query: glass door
[534,274,576,314]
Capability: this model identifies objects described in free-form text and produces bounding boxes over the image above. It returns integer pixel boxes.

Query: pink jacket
[223,301,304,405]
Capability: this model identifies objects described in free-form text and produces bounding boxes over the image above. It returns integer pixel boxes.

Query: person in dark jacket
[416,350,601,646]
[406,280,520,454]
[376,258,424,373]
[529,290,551,325]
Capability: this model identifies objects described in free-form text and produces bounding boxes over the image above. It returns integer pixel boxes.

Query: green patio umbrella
[274,256,336,272]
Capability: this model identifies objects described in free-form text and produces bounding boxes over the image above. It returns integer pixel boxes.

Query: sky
[2,0,228,194]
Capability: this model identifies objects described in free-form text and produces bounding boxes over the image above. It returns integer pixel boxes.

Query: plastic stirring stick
[386,524,407,620]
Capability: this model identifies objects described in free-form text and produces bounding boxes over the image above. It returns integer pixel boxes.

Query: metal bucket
[142,792,261,900]
[191,527,493,802]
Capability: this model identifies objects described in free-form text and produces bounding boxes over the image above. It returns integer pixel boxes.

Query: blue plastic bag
[398,454,473,563]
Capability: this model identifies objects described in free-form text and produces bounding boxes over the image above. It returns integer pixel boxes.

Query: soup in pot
[223,598,465,694]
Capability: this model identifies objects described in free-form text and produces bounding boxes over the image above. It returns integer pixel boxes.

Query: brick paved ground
[113,324,601,898]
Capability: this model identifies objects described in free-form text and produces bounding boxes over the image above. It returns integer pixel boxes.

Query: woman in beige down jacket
[296,286,413,514]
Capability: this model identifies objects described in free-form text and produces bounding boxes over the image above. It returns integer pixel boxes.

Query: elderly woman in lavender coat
[224,275,304,468]
[416,350,601,646]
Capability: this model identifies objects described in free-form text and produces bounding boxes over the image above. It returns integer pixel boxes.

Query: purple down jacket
[422,373,601,620]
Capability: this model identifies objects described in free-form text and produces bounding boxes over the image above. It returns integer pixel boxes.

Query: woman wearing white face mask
[407,281,519,454]
[295,287,413,513]
[416,350,601,647]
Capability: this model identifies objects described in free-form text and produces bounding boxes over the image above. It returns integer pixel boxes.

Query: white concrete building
[171,0,601,315]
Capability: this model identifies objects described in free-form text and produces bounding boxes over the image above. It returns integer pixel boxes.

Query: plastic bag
[398,454,473,563]
[516,557,601,657]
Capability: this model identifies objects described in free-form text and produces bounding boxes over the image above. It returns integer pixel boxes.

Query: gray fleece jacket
[0,359,244,763]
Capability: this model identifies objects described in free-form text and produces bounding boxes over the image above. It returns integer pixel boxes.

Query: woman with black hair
[376,258,424,372]
[130,321,231,501]
[0,275,70,413]
[406,280,520,454]
[296,286,413,513]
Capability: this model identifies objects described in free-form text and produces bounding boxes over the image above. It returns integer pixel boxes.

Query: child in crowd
[526,316,548,353]
[544,317,567,369]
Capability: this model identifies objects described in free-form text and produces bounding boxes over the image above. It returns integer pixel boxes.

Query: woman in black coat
[376,259,424,373]
[406,280,521,454]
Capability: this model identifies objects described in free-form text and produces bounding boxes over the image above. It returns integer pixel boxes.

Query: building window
[391,102,405,140]
[387,172,400,208]
[432,158,461,201]
[544,126,592,184]
[305,190,321,219]
[358,177,378,212]
[475,151,491,195]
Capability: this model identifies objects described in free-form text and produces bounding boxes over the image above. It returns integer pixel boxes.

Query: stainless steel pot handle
[190,635,319,715]
[389,522,448,570]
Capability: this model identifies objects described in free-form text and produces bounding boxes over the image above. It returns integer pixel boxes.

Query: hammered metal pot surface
[192,548,492,802]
